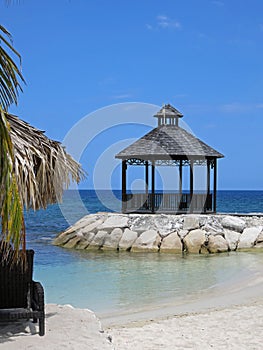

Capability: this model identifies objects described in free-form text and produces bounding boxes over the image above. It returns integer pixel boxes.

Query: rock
[81,219,104,234]
[119,229,138,251]
[183,215,200,230]
[256,231,263,243]
[200,245,209,254]
[61,214,100,235]
[63,235,82,249]
[129,215,156,233]
[221,216,246,233]
[183,229,206,253]
[224,230,240,251]
[53,213,263,254]
[102,228,123,250]
[154,215,180,236]
[98,215,129,230]
[207,235,229,253]
[254,242,263,249]
[131,230,161,252]
[160,232,182,253]
[237,227,262,249]
[86,230,108,250]
[177,229,189,239]
[75,233,95,250]
[203,217,224,234]
[53,231,77,246]
[81,230,96,244]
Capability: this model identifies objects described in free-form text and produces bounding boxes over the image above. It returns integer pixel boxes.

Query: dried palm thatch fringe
[0,111,85,266]
[6,113,85,210]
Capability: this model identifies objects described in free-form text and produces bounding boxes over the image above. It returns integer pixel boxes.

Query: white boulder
[224,230,240,251]
[131,230,161,252]
[119,228,138,251]
[98,215,129,230]
[102,228,123,250]
[183,229,206,253]
[160,232,182,253]
[183,215,200,230]
[87,230,108,249]
[237,227,262,249]
[221,216,246,233]
[207,235,229,253]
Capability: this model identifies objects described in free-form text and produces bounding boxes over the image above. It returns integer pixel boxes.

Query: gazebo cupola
[115,104,224,214]
[155,104,183,126]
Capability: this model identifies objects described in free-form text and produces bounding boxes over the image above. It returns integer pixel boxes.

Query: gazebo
[115,104,224,214]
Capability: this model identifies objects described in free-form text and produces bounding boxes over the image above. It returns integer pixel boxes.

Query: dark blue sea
[24,190,263,316]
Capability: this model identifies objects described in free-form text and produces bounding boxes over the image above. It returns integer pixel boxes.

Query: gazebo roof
[116,106,224,160]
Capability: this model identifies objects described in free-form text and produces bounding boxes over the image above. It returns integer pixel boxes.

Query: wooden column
[206,159,211,212]
[189,159,194,213]
[179,159,182,196]
[213,158,217,213]
[151,160,155,213]
[145,161,149,196]
[122,160,127,213]
[207,159,211,194]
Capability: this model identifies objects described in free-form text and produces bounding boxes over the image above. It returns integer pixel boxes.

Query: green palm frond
[0,106,26,263]
[0,24,25,110]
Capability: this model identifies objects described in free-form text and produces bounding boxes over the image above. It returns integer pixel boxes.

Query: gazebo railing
[123,193,212,213]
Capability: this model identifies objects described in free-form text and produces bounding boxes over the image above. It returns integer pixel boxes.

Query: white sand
[1,302,263,349]
[0,304,113,350]
[109,302,263,350]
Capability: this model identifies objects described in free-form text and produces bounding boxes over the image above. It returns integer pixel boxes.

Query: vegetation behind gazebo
[116,104,224,214]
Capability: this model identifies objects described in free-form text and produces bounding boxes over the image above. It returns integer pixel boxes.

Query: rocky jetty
[53,213,263,254]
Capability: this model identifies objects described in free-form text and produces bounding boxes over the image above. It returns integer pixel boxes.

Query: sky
[1,0,263,190]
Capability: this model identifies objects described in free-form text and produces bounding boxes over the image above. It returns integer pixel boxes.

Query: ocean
[24,190,263,316]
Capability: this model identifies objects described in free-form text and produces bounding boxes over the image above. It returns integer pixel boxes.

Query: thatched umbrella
[0,24,84,263]
[0,111,85,262]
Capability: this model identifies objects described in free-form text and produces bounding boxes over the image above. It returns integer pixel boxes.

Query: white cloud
[157,15,181,29]
[220,102,263,113]
[145,24,153,30]
[112,94,133,100]
[211,0,224,6]
[146,15,182,31]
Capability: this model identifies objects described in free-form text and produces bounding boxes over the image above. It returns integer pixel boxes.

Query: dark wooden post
[189,159,194,213]
[145,161,149,196]
[213,158,217,213]
[145,160,149,210]
[151,160,155,213]
[179,159,182,196]
[206,159,211,212]
[122,160,127,213]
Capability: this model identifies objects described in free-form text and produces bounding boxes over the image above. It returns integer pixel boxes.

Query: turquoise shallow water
[24,190,263,315]
[33,250,263,315]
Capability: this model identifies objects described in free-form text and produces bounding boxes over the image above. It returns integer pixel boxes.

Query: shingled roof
[116,123,224,160]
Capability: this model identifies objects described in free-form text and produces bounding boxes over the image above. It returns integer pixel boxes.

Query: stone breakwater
[53,213,263,253]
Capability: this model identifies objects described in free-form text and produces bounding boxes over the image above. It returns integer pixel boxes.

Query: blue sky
[2,0,263,190]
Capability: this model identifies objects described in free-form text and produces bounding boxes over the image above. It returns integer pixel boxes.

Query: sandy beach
[1,255,263,350]
[0,300,263,350]
[1,267,263,350]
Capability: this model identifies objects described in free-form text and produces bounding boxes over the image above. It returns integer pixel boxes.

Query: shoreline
[1,266,263,349]
[100,263,263,328]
